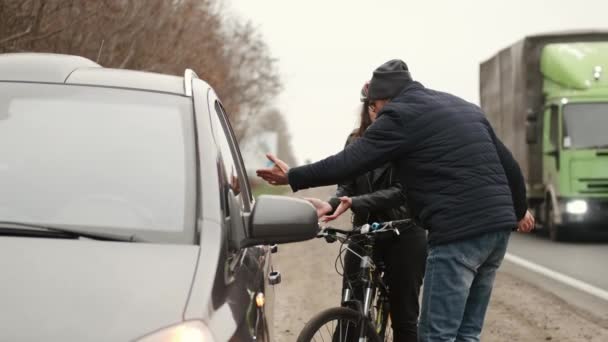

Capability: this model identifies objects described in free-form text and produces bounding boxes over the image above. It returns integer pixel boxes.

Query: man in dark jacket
[257,59,535,342]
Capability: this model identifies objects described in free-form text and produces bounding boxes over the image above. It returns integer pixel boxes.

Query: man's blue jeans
[418,229,511,342]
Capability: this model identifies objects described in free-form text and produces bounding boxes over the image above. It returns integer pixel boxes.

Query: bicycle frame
[316,219,412,341]
[341,233,391,340]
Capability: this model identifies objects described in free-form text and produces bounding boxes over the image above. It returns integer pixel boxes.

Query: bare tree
[221,20,282,140]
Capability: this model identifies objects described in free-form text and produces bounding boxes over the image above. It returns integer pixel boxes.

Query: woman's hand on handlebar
[321,196,352,222]
[305,198,333,218]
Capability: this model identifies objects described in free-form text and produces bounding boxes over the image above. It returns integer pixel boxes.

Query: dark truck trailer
[480,31,608,240]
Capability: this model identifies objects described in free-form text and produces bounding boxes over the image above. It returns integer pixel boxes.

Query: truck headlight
[566,200,588,215]
[137,321,216,342]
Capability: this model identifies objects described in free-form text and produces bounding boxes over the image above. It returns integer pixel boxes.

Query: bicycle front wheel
[296,307,382,342]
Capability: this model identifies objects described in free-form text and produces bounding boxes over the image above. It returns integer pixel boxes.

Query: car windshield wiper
[0,221,142,242]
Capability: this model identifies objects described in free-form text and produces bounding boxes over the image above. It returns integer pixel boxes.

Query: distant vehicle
[0,53,318,341]
[480,31,608,241]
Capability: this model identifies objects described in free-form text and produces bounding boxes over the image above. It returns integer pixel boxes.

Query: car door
[207,91,274,341]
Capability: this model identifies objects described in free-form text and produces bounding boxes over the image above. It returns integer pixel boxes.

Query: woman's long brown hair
[355,100,372,137]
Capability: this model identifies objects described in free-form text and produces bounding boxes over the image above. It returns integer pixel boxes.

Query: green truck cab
[480,31,608,241]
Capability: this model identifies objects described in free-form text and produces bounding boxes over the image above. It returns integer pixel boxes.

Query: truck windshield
[0,83,196,244]
[563,103,608,149]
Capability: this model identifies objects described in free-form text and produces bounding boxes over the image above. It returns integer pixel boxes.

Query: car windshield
[0,83,196,244]
[563,103,608,149]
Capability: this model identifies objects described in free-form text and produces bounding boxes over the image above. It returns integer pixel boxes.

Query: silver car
[0,53,317,341]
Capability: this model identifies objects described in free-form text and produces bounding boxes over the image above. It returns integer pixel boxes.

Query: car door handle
[270,244,278,254]
[269,271,281,285]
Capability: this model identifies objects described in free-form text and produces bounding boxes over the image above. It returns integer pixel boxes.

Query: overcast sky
[228,0,608,164]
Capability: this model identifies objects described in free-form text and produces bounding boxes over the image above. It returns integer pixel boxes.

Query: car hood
[0,236,200,342]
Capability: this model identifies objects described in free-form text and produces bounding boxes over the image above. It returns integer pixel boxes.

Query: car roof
[0,53,197,96]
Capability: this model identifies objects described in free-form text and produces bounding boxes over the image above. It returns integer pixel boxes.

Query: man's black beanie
[368,59,412,100]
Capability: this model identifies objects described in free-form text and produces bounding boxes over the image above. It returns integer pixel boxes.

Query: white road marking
[504,253,608,302]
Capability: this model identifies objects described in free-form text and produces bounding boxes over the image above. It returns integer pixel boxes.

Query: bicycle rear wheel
[297,307,382,342]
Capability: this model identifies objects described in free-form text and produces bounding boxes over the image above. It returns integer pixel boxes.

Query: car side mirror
[546,149,560,170]
[241,195,319,248]
[526,109,538,122]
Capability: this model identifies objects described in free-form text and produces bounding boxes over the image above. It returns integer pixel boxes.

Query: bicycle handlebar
[317,219,414,241]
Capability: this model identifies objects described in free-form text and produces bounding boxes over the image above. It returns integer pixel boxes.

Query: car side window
[209,100,253,212]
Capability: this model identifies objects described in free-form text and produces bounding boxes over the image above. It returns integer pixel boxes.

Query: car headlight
[137,320,216,342]
[566,200,588,215]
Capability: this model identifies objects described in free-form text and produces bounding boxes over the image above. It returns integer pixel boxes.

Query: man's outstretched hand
[256,154,290,186]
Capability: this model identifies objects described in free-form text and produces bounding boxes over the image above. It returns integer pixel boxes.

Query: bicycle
[296,219,415,342]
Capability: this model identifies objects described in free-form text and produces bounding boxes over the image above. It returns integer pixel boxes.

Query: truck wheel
[547,202,568,241]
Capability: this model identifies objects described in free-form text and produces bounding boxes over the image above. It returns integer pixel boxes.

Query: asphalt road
[507,232,608,290]
[504,231,608,321]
